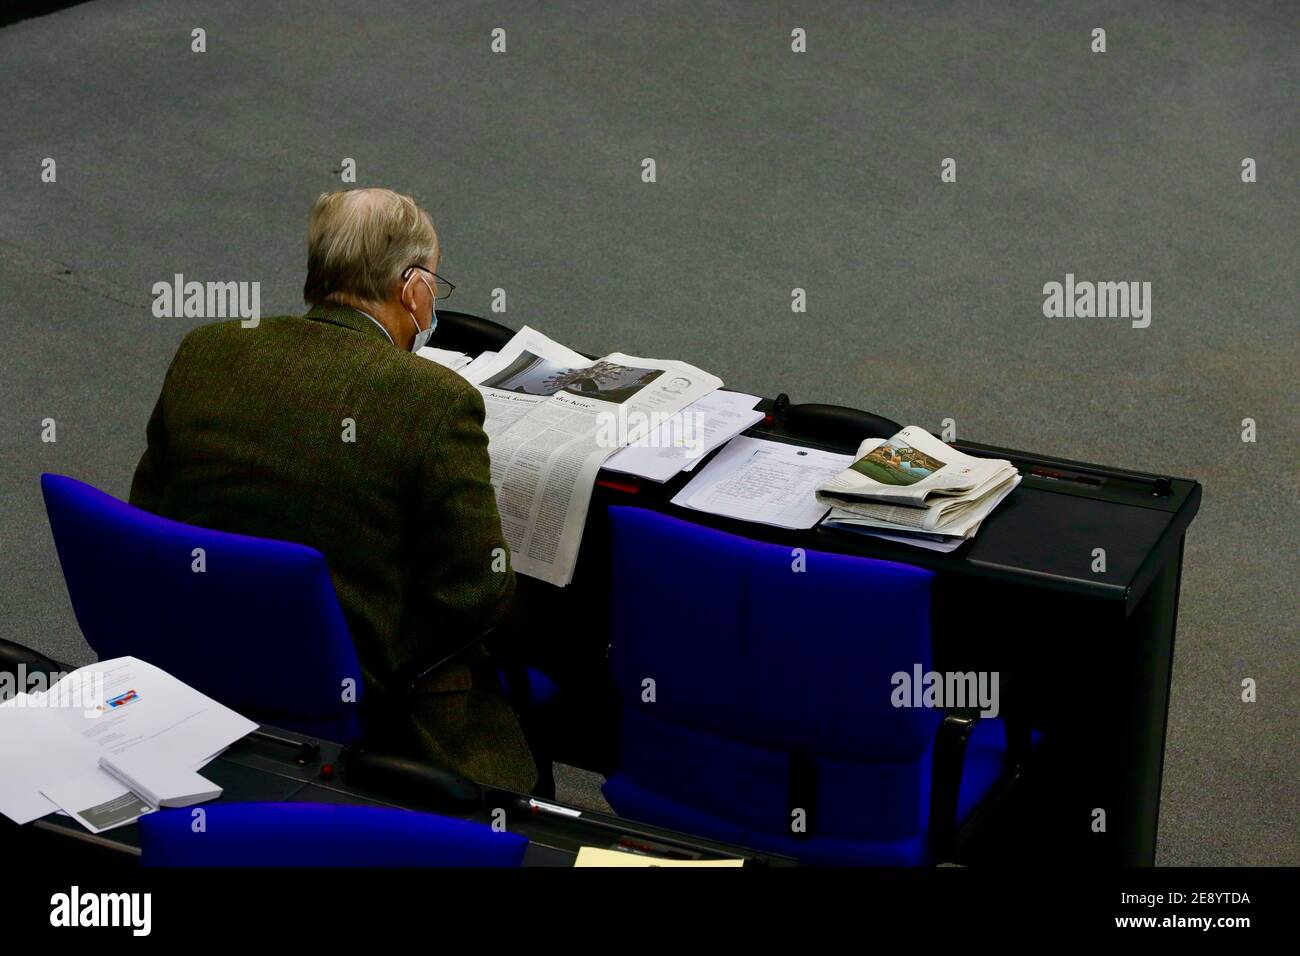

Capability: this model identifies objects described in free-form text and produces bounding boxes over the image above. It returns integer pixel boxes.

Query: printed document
[670,436,853,530]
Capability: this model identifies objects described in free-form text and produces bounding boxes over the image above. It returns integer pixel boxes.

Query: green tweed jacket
[129,303,535,792]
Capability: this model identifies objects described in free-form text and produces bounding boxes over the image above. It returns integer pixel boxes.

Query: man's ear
[397,271,419,315]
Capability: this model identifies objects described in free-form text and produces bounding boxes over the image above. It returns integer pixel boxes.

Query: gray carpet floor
[1,1,1295,864]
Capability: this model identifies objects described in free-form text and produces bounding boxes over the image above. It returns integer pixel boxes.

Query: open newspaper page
[816,426,1015,508]
[463,327,592,437]
[465,326,722,586]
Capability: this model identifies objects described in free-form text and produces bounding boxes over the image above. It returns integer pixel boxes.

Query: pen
[514,797,697,859]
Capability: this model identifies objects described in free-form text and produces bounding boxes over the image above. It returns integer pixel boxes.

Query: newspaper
[816,426,1021,538]
[465,326,722,586]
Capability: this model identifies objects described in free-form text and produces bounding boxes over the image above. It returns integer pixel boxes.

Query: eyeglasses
[403,264,455,300]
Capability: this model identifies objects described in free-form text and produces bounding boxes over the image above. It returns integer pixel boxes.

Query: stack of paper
[816,425,1020,546]
[99,750,223,809]
[456,349,499,380]
[0,657,256,833]
[603,390,764,483]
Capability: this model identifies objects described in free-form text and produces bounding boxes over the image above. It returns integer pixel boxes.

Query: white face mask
[404,270,438,351]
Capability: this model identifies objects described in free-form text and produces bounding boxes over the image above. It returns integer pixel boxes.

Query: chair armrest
[929,708,980,863]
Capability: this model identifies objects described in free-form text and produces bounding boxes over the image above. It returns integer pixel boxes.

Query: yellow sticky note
[574,847,744,867]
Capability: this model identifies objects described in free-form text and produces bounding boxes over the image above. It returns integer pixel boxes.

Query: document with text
[670,435,853,530]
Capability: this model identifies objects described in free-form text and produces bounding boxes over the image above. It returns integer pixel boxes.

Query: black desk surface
[597,408,1200,616]
[27,727,795,867]
[431,311,1202,615]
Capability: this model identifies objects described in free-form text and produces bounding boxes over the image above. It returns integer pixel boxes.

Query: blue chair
[41,473,364,743]
[602,506,1017,866]
[138,802,528,866]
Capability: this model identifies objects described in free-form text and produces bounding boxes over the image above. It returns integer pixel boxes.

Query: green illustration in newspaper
[849,440,946,486]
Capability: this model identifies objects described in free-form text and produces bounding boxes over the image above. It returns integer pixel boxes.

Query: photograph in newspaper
[463,327,593,437]
[481,351,664,403]
[851,439,947,486]
[819,426,1013,506]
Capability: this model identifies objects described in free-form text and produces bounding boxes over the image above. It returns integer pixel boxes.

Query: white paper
[671,436,854,530]
[415,346,472,371]
[0,693,68,824]
[100,751,221,808]
[457,349,499,381]
[603,391,764,483]
[49,657,258,766]
[823,525,968,552]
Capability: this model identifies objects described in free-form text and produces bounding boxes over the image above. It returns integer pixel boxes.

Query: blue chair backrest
[604,505,942,865]
[40,473,364,743]
[139,802,528,866]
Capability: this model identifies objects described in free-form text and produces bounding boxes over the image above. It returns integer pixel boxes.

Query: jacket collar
[304,302,394,343]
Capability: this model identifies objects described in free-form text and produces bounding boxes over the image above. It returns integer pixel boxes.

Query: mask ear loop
[401,270,432,336]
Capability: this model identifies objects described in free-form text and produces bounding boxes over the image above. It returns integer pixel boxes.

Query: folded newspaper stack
[816,426,1020,541]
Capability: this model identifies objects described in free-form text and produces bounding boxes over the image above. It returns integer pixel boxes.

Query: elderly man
[129,188,536,792]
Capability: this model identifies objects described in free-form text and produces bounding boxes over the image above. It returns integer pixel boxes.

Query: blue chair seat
[139,802,527,866]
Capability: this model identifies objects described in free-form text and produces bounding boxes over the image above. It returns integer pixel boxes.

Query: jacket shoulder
[387,348,484,404]
[177,315,299,344]
[172,315,301,359]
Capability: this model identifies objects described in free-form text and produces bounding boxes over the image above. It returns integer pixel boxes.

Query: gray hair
[303,188,439,306]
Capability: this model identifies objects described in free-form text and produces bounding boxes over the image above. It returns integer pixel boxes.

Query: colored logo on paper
[100,689,140,711]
